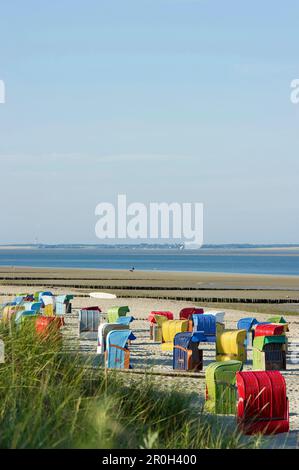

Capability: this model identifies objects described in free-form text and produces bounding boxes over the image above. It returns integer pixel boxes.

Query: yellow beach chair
[216,329,247,363]
[161,320,189,351]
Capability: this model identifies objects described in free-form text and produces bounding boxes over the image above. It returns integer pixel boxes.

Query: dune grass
[0,322,258,449]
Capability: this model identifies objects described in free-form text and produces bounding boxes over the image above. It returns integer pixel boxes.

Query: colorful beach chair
[106,329,136,369]
[237,317,258,347]
[23,302,42,313]
[216,330,247,363]
[97,322,130,354]
[79,307,102,338]
[40,295,55,317]
[35,316,65,340]
[55,295,73,315]
[161,320,189,351]
[15,310,38,327]
[1,304,24,323]
[205,360,243,414]
[252,324,286,370]
[150,314,169,342]
[236,370,289,435]
[179,307,204,321]
[192,314,217,342]
[107,306,130,323]
[148,311,174,323]
[173,332,203,371]
[204,310,225,324]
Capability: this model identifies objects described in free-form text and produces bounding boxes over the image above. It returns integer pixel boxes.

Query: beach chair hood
[192,314,216,339]
[97,323,130,354]
[148,311,173,323]
[216,330,247,362]
[254,324,284,337]
[161,320,188,351]
[205,360,243,414]
[107,306,130,323]
[106,329,136,369]
[237,317,258,331]
[179,307,204,320]
[236,370,289,435]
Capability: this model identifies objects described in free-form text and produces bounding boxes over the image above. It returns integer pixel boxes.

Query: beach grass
[0,323,258,449]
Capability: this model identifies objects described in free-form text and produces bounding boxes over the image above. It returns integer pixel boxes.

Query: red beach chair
[35,316,65,339]
[179,307,204,323]
[148,311,174,323]
[236,371,289,435]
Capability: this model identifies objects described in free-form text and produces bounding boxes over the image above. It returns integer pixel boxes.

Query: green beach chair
[252,335,287,370]
[107,306,130,323]
[205,361,243,414]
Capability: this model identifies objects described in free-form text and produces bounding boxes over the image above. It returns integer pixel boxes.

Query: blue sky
[0,0,298,244]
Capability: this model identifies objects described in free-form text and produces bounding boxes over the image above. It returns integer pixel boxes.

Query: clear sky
[0,1,299,244]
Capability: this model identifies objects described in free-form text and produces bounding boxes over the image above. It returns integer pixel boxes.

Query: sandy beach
[0,267,298,449]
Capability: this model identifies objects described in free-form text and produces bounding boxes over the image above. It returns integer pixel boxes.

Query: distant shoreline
[1,244,299,251]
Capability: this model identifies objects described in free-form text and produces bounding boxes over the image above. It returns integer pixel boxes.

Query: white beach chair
[205,310,225,324]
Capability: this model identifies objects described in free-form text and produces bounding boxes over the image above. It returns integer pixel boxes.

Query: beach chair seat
[161,320,189,351]
[107,306,130,323]
[192,314,217,342]
[97,322,129,354]
[55,295,73,315]
[236,370,289,435]
[237,317,258,347]
[173,332,203,371]
[216,330,247,363]
[150,314,169,342]
[106,329,136,369]
[205,360,243,414]
[35,316,65,339]
[79,307,102,338]
[179,307,204,320]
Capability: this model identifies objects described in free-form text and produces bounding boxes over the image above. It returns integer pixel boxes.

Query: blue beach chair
[23,302,42,313]
[15,310,38,326]
[173,332,203,371]
[237,317,258,347]
[192,314,217,342]
[106,330,136,369]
